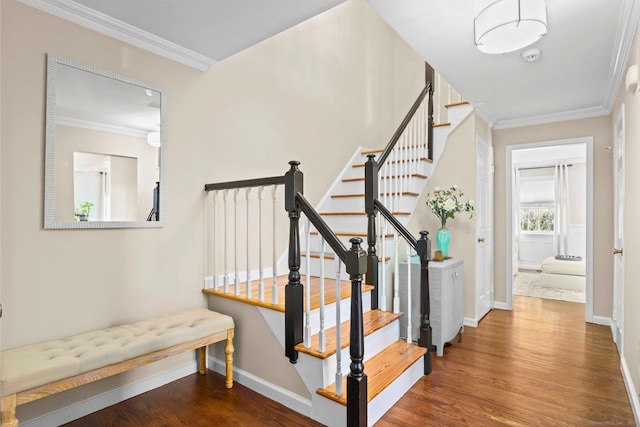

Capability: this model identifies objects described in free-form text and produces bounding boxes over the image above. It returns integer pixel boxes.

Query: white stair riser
[302,234,396,254]
[296,319,400,391]
[338,177,427,195]
[324,194,420,213]
[304,291,372,336]
[310,353,425,427]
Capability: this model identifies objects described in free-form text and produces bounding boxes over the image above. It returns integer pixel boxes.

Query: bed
[540,256,586,291]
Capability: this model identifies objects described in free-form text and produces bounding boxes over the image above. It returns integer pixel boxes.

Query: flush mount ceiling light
[474,0,548,54]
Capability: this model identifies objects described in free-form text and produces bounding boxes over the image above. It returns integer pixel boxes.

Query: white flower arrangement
[426,185,474,228]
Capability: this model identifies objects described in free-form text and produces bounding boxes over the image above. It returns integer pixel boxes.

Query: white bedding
[540,257,585,291]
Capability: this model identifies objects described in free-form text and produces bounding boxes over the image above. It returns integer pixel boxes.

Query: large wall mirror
[44,54,166,229]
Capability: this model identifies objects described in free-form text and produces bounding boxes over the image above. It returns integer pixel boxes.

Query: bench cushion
[1,308,233,396]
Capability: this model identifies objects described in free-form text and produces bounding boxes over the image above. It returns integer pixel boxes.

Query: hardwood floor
[64,296,634,426]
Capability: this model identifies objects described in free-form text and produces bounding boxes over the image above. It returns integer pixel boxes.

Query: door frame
[505,137,594,322]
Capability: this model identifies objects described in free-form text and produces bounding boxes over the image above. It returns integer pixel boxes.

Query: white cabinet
[399,259,464,356]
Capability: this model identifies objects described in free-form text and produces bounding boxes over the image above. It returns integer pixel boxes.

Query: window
[520,205,554,232]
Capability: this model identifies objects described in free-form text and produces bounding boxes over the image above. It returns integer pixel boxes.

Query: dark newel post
[364,154,379,310]
[425,61,435,161]
[345,237,368,427]
[284,160,304,364]
[416,230,433,375]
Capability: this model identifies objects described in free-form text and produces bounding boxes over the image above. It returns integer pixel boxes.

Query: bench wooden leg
[1,394,18,427]
[197,346,207,375]
[225,329,234,389]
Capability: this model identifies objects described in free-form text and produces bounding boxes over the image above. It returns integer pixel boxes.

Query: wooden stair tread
[203,275,373,313]
[331,192,419,199]
[302,253,391,262]
[295,310,401,359]
[352,158,432,168]
[433,122,451,128]
[444,101,469,108]
[320,211,410,216]
[309,231,394,238]
[316,340,426,405]
[342,174,427,183]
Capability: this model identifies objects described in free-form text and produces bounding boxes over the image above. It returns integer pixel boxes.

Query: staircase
[203,75,472,426]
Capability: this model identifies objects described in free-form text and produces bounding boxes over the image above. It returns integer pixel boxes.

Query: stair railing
[204,175,286,304]
[365,78,435,375]
[284,160,369,427]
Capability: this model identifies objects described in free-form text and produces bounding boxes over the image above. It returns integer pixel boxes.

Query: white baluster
[380,214,387,312]
[393,229,400,314]
[223,189,229,294]
[234,188,240,296]
[334,258,343,396]
[272,185,279,305]
[212,191,218,290]
[319,239,326,353]
[246,187,252,299]
[448,81,452,105]
[406,243,412,343]
[305,219,311,348]
[258,186,265,302]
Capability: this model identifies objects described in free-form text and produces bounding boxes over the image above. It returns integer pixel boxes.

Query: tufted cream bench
[0,308,234,427]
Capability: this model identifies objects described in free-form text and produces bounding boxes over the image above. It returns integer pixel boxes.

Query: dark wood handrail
[377,83,431,166]
[374,199,417,248]
[204,175,285,192]
[296,193,347,261]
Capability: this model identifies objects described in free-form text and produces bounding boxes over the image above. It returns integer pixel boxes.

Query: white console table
[398,258,464,356]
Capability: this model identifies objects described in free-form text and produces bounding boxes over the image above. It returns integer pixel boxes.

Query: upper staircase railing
[364,68,435,374]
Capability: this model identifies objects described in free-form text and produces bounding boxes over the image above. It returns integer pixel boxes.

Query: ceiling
[23,0,640,129]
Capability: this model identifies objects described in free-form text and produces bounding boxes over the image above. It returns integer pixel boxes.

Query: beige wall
[492,115,613,316]
[611,26,640,409]
[0,0,423,421]
[408,111,490,322]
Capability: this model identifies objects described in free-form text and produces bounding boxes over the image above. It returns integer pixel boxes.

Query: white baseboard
[21,361,198,427]
[621,356,640,426]
[209,357,312,418]
[591,315,611,327]
[463,317,478,328]
[492,301,511,310]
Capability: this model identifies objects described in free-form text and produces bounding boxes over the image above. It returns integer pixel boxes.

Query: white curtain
[554,164,570,255]
[101,171,111,221]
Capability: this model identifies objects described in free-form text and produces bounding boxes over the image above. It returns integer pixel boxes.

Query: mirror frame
[44,54,166,229]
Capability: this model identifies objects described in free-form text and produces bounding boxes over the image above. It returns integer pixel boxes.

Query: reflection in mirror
[44,54,165,229]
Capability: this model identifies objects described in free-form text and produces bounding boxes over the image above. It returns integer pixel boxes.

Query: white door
[612,106,625,354]
[476,137,494,320]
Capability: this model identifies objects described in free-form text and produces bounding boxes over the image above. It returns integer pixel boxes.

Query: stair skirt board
[310,358,424,427]
[294,319,401,392]
[208,357,313,419]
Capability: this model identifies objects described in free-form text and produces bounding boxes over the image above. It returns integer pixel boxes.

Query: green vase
[436,226,450,258]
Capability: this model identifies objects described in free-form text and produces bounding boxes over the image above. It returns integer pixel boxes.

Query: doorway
[506,138,593,321]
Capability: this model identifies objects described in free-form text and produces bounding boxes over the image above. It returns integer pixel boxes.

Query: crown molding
[492,105,610,130]
[18,0,216,71]
[603,0,640,112]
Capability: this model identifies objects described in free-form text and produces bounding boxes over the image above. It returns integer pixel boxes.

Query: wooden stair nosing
[320,211,410,216]
[444,100,469,109]
[342,174,427,183]
[316,340,426,405]
[294,310,402,359]
[331,192,419,199]
[353,158,431,168]
[203,276,373,313]
[433,122,451,128]
[309,231,394,238]
[302,253,391,262]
